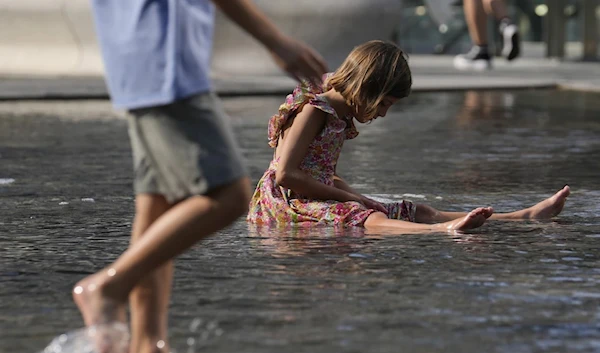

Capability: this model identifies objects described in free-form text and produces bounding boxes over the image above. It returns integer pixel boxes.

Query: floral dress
[247,77,416,227]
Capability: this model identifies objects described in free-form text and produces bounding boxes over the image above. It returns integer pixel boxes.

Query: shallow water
[1,90,599,353]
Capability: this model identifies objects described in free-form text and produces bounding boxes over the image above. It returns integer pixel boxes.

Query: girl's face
[355,96,400,124]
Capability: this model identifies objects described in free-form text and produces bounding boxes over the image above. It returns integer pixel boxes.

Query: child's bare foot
[72,275,126,326]
[444,207,494,231]
[522,185,570,219]
[72,273,128,352]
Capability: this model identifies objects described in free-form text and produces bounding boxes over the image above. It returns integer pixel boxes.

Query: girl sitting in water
[247,40,570,232]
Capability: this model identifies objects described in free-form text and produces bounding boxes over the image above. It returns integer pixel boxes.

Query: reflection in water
[455,90,515,126]
[247,224,366,257]
[1,90,600,353]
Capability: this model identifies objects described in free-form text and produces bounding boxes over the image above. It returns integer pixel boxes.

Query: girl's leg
[365,207,494,232]
[73,177,252,328]
[129,194,173,353]
[415,186,570,223]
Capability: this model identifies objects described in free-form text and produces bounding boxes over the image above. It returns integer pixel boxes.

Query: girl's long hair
[327,40,412,120]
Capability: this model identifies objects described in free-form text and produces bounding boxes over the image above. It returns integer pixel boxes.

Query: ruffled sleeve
[267,74,359,147]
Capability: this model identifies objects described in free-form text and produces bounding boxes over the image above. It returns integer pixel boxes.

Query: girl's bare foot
[444,207,494,231]
[522,185,570,219]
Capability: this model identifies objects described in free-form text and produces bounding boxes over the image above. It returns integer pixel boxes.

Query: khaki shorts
[127,92,247,203]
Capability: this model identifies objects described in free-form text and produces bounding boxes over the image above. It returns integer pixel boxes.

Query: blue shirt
[91,0,215,109]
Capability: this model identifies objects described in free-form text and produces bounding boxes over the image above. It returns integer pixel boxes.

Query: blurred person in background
[454,0,520,70]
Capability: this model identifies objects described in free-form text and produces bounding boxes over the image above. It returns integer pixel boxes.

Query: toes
[555,185,570,199]
[469,207,484,216]
[483,207,494,218]
[470,207,492,219]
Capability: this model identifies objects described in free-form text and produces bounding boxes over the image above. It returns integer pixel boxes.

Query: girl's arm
[275,105,361,203]
[333,174,387,213]
[333,174,359,195]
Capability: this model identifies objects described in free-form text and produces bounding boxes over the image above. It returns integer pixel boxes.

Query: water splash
[0,178,15,185]
[40,323,129,353]
[186,318,223,353]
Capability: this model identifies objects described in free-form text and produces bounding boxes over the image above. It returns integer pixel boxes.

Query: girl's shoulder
[268,77,358,147]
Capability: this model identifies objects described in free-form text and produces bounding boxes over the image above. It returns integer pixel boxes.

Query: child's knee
[414,204,437,223]
[363,211,388,227]
[416,204,435,216]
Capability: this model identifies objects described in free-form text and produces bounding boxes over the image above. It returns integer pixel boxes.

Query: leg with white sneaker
[455,0,520,70]
[454,0,492,70]
[481,0,520,60]
[498,17,520,60]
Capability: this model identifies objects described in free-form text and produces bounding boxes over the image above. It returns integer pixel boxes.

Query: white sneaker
[453,48,492,71]
[501,24,520,61]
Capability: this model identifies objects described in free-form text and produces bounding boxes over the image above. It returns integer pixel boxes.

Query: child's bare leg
[482,0,509,20]
[129,194,173,353]
[415,186,570,222]
[365,207,493,232]
[491,185,570,220]
[72,177,251,330]
[464,0,488,46]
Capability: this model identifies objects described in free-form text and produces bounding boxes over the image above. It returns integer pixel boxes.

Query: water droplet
[189,318,203,332]
[59,202,69,205]
[81,198,95,202]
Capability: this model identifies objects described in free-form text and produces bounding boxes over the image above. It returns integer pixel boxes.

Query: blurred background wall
[0,0,404,77]
[0,0,597,77]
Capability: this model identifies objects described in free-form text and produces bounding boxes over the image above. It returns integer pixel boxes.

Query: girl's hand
[359,195,388,214]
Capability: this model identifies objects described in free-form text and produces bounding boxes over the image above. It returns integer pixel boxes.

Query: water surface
[1,90,599,353]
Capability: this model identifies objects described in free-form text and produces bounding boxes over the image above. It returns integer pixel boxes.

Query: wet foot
[523,185,570,219]
[72,275,126,326]
[72,274,128,352]
[446,207,494,231]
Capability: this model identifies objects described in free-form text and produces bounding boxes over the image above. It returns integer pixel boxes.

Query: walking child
[72,1,327,352]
